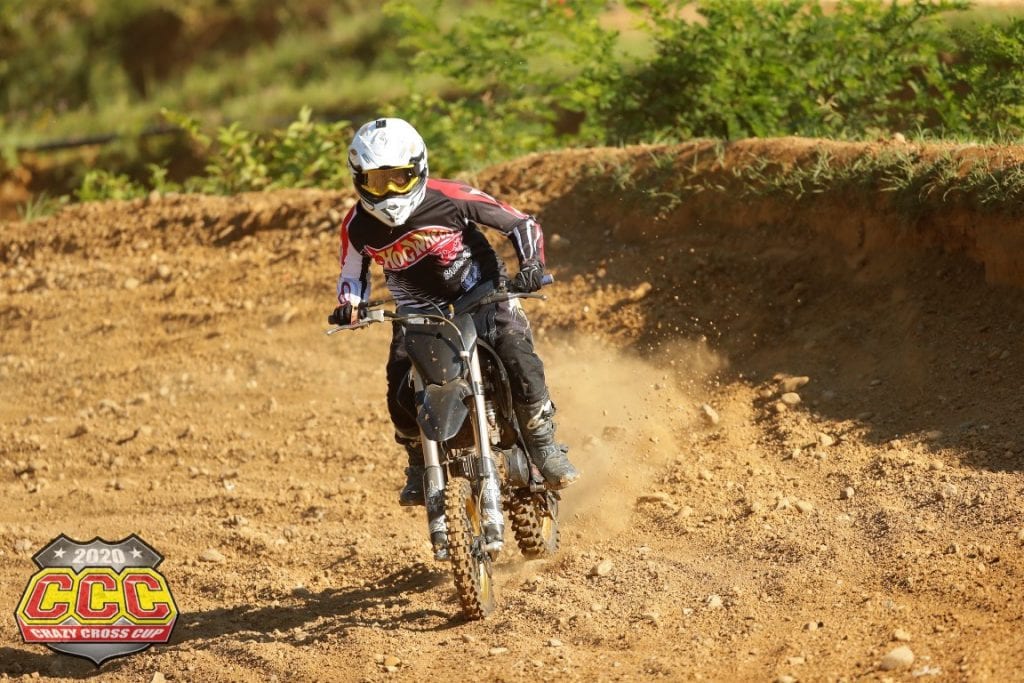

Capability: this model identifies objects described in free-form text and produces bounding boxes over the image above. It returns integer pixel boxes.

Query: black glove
[327,303,353,326]
[512,261,545,293]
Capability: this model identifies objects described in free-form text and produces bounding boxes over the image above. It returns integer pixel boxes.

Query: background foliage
[610,0,968,140]
[5,0,1024,206]
[0,0,400,145]
[381,0,620,175]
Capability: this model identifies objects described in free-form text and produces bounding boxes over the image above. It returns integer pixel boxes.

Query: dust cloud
[542,334,726,538]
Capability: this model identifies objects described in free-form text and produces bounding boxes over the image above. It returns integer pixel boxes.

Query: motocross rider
[328,117,580,505]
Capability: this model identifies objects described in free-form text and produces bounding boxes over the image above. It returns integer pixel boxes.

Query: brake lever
[325,309,389,335]
[326,323,370,335]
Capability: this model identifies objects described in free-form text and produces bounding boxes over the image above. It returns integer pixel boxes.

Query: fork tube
[414,371,448,559]
[467,349,505,551]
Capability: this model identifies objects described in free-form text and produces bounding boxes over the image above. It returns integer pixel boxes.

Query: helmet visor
[356,165,420,197]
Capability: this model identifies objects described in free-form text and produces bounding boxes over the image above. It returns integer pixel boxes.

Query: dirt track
[2,140,1024,682]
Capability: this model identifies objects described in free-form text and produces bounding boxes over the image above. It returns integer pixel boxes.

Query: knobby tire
[444,476,496,619]
[508,490,560,559]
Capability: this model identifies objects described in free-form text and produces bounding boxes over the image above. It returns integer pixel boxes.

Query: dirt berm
[2,138,1024,682]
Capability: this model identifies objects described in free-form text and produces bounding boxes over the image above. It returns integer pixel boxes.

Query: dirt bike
[327,277,561,619]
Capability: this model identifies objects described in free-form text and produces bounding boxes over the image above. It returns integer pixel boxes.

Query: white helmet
[347,117,428,227]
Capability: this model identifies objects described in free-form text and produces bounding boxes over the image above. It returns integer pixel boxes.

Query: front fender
[417,379,472,442]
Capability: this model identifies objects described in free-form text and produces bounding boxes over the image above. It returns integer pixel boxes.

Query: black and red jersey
[336,178,545,307]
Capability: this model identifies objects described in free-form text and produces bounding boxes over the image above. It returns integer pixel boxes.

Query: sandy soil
[2,140,1024,682]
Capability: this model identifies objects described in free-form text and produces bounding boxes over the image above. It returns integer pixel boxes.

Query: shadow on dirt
[0,564,464,679]
[529,164,1024,473]
[174,562,459,647]
[0,646,100,680]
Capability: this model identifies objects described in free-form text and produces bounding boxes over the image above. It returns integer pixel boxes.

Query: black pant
[385,299,549,438]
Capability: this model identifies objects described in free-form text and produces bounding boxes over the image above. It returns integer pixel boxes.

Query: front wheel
[445,477,496,619]
[509,490,560,559]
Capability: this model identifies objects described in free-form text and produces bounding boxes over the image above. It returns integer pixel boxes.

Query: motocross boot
[515,398,579,490]
[396,433,426,507]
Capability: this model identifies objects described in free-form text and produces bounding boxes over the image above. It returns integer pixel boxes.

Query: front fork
[466,348,505,554]
[419,425,449,561]
[414,349,506,562]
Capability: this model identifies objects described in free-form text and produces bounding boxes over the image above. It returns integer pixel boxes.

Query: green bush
[382,0,620,174]
[607,0,969,142]
[75,107,352,200]
[187,107,351,193]
[948,18,1024,138]
[76,169,147,202]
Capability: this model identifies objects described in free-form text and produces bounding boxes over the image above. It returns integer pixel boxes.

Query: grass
[576,138,1024,225]
[16,191,68,221]
[942,2,1024,28]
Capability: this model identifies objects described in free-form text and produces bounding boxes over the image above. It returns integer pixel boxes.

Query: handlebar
[325,274,555,336]
[465,273,553,311]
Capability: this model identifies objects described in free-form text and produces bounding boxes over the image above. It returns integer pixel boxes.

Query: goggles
[356,165,421,197]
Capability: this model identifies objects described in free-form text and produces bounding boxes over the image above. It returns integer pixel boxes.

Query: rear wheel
[509,490,560,559]
[445,477,496,619]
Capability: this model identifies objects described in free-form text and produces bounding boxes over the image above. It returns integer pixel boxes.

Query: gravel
[199,548,226,563]
[780,392,802,406]
[892,629,912,642]
[700,403,721,425]
[628,282,654,302]
[780,376,810,393]
[880,646,915,670]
